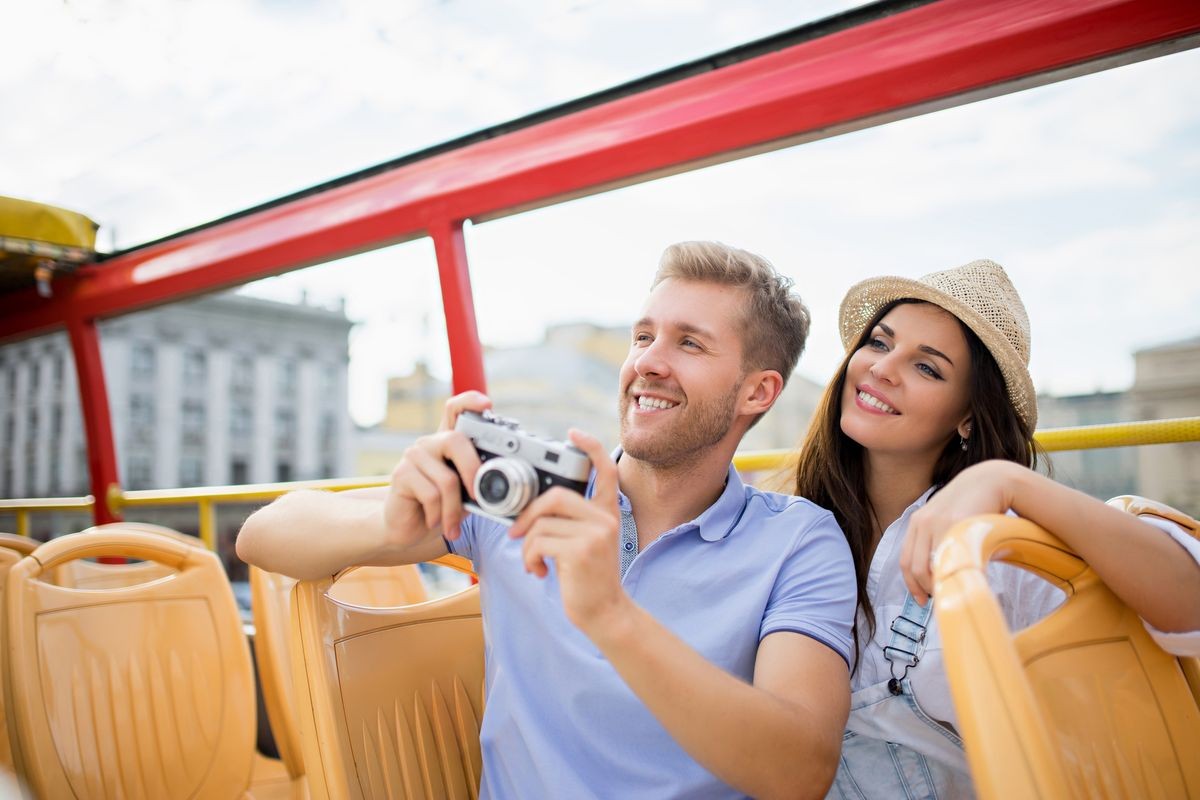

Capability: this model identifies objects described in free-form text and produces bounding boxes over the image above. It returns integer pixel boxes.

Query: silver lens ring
[473,458,539,517]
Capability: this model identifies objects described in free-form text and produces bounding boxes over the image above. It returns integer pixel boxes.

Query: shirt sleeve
[445,512,480,563]
[760,508,857,668]
[1138,515,1200,656]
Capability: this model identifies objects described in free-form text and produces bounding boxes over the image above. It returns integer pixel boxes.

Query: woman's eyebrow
[919,344,954,366]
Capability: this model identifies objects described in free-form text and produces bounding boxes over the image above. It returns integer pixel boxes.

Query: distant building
[366,322,824,479]
[1131,336,1200,516]
[0,291,353,540]
[1032,334,1200,516]
[1036,390,1138,502]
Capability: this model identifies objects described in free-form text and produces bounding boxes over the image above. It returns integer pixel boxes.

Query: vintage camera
[455,410,592,525]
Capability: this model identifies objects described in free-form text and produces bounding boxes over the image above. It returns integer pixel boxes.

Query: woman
[791,259,1200,798]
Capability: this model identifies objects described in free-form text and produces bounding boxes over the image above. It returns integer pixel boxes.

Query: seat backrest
[251,566,305,780]
[290,554,483,800]
[1105,495,1200,707]
[3,530,258,799]
[251,563,431,781]
[50,523,203,590]
[0,534,37,773]
[934,509,1200,800]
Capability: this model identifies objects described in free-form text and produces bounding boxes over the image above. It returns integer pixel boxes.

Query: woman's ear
[957,417,974,440]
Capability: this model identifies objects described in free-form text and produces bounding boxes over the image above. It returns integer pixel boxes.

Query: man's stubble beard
[618,378,743,469]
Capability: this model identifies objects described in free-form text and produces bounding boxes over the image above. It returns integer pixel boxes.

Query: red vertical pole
[431,220,487,395]
[66,316,122,525]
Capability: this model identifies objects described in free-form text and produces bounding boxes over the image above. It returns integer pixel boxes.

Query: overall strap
[883,592,933,695]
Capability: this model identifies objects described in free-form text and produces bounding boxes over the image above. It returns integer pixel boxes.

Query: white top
[851,488,1200,729]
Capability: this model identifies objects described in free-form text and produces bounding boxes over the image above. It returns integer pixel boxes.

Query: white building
[0,291,353,500]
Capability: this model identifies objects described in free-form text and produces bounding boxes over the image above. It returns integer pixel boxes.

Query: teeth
[858,390,896,414]
[637,395,678,410]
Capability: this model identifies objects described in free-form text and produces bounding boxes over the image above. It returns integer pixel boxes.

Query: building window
[183,349,208,385]
[131,394,156,445]
[279,359,297,395]
[231,403,253,438]
[128,456,154,490]
[230,459,248,485]
[182,399,207,446]
[275,408,296,450]
[276,462,292,482]
[132,343,156,380]
[180,455,205,487]
[232,355,255,391]
[53,355,65,390]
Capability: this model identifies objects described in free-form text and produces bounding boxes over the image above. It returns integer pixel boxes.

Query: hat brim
[838,275,1037,431]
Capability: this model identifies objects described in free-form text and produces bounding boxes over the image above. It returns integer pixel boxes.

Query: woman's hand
[900,460,1022,604]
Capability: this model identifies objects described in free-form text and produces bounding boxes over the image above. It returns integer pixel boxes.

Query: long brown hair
[793,299,1039,669]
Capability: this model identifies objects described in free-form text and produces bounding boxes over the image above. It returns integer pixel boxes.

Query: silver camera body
[455,410,592,526]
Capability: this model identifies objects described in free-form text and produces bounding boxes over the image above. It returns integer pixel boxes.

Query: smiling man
[237,241,856,799]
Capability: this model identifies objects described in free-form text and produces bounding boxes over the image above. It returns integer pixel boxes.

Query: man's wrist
[583,592,641,653]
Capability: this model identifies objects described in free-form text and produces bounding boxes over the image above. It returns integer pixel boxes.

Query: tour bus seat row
[250,563,432,782]
[0,533,37,773]
[288,555,484,800]
[2,528,303,799]
[934,495,1200,800]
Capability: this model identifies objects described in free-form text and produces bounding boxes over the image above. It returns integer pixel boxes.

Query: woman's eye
[867,337,887,351]
[917,363,943,380]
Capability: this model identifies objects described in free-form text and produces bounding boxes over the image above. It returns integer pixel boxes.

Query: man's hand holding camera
[381,391,491,545]
[507,429,628,640]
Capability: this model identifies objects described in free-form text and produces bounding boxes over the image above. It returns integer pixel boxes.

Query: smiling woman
[791,258,1200,799]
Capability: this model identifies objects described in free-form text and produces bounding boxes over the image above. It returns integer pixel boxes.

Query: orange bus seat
[50,523,203,590]
[2,529,303,799]
[933,507,1200,799]
[251,563,430,783]
[289,555,482,800]
[0,534,37,773]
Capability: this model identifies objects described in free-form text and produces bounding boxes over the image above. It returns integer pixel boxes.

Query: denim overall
[826,594,976,799]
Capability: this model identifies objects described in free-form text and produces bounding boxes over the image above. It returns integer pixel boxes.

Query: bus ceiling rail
[2,417,1198,549]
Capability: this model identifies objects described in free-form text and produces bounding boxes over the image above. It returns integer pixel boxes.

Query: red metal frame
[3,0,1198,520]
[65,317,121,524]
[431,221,487,395]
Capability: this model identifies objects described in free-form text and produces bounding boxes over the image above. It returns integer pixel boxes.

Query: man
[237,241,856,799]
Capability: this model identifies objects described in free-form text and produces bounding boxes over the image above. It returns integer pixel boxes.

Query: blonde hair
[652,241,810,385]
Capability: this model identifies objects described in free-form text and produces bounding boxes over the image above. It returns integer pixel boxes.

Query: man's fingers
[568,429,617,508]
[520,518,588,576]
[509,486,592,538]
[441,432,484,501]
[439,391,492,432]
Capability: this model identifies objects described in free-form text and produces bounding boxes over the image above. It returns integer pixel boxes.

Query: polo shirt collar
[590,448,747,543]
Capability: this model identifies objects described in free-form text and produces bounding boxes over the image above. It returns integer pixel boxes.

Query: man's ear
[741,370,784,416]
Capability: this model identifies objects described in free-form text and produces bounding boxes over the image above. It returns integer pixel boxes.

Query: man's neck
[618,445,735,545]
[863,450,937,553]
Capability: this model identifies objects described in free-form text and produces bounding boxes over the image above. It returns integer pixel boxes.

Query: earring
[960,435,968,452]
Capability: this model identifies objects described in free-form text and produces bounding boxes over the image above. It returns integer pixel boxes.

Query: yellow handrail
[3,417,1198,549]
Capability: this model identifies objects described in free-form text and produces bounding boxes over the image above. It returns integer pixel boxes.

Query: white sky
[4,1,1199,426]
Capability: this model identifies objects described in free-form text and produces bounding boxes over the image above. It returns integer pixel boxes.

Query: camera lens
[478,470,511,505]
[473,458,538,518]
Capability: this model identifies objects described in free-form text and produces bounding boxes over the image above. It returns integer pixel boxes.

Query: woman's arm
[901,460,1200,633]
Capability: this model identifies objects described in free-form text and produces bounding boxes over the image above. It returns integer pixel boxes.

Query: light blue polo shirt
[447,457,855,799]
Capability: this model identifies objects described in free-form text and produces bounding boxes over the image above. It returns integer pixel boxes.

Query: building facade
[0,291,353,504]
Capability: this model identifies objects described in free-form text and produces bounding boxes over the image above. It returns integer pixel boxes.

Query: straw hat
[838,259,1037,430]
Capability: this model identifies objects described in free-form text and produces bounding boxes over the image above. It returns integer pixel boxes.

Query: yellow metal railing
[3,417,1198,550]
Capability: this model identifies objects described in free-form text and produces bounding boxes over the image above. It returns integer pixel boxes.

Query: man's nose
[635,340,670,378]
